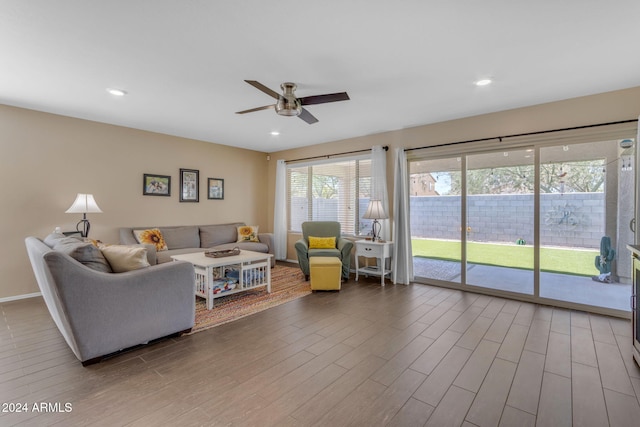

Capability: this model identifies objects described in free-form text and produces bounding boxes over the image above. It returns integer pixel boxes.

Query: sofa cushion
[200,223,243,248]
[308,248,341,258]
[236,225,259,242]
[160,226,200,249]
[100,245,151,273]
[52,237,113,273]
[133,228,168,252]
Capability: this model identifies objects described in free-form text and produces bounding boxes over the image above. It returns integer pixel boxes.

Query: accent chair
[294,221,353,280]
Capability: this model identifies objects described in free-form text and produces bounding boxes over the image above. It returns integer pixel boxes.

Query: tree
[539,161,605,193]
[468,165,533,195]
[444,159,605,195]
[448,165,533,195]
[312,174,340,199]
[288,169,308,198]
[289,170,341,199]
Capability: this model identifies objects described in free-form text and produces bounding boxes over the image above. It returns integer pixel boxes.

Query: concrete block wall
[410,193,604,248]
[292,193,605,249]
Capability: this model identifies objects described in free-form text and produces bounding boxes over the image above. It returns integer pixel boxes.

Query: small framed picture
[180,168,199,202]
[208,178,224,200]
[143,174,171,196]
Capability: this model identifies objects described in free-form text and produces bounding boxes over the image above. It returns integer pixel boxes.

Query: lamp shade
[65,194,103,214]
[362,199,388,220]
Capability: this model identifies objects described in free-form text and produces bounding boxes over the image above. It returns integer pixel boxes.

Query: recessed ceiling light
[270,131,280,136]
[106,88,127,96]
[475,79,492,86]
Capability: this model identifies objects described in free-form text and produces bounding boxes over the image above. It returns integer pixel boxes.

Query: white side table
[355,240,394,286]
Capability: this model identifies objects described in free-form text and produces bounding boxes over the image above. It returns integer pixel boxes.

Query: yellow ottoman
[309,257,342,291]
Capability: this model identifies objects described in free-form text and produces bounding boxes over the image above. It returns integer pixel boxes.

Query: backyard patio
[413,256,632,312]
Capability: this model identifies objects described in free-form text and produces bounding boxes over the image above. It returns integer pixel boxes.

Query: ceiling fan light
[275,96,302,116]
[275,82,302,117]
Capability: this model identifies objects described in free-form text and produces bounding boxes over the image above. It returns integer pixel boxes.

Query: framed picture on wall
[208,178,224,200]
[143,174,171,196]
[179,168,199,202]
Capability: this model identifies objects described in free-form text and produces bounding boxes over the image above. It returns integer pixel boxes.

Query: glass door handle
[631,218,636,233]
[632,294,636,311]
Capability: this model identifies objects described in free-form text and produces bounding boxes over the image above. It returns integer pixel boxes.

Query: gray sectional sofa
[25,235,196,366]
[119,223,275,267]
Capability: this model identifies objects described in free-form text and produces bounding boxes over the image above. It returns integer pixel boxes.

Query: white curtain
[392,147,414,285]
[273,159,287,260]
[371,145,390,240]
[636,116,640,245]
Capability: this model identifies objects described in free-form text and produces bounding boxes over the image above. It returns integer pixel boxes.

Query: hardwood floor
[2,269,640,426]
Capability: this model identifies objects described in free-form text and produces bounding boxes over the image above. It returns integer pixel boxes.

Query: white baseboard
[0,292,42,303]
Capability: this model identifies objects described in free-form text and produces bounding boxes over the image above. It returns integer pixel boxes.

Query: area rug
[190,265,309,334]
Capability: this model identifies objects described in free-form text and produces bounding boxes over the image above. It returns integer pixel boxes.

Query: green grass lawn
[412,239,599,277]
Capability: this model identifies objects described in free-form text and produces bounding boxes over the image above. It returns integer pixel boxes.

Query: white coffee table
[171,250,273,310]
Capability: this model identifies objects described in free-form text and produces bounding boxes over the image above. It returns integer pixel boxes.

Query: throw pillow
[133,228,168,252]
[99,245,151,273]
[52,237,113,273]
[236,225,259,243]
[308,236,336,249]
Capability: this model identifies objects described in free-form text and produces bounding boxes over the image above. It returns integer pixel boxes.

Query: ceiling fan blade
[299,92,350,106]
[244,80,280,99]
[235,104,275,114]
[298,108,319,124]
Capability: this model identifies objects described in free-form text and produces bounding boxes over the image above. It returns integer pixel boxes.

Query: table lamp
[65,193,102,238]
[363,199,388,241]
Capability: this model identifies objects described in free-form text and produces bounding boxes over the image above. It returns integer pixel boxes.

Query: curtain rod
[285,145,389,164]
[404,119,638,152]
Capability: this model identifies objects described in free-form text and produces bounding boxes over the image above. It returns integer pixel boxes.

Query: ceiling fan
[236,80,350,124]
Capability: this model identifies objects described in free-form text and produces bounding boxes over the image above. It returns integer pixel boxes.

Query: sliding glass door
[410,157,462,283]
[465,149,534,295]
[539,140,634,311]
[410,136,636,314]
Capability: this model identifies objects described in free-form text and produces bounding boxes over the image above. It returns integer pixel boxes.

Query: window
[287,156,371,235]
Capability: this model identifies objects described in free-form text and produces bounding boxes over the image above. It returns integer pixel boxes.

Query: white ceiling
[1,1,639,153]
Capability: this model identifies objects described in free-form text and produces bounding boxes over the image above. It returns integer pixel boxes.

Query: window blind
[287,156,372,235]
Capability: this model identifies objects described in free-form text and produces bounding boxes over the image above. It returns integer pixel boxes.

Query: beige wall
[267,86,640,260]
[1,105,269,299]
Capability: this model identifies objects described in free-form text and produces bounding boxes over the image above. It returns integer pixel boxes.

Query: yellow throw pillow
[100,245,151,273]
[237,225,259,242]
[308,236,336,249]
[133,228,168,252]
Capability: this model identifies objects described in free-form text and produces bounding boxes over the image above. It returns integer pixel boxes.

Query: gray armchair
[294,221,354,280]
